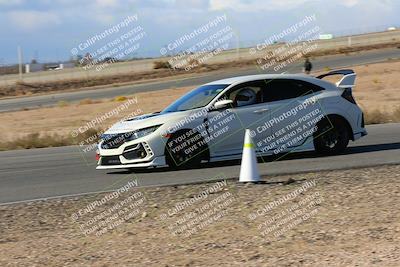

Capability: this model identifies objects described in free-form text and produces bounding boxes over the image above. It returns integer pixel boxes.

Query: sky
[0,0,398,64]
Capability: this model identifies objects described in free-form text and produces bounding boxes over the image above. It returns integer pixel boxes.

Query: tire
[165,130,209,169]
[314,117,350,155]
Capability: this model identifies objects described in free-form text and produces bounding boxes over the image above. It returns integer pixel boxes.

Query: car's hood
[104,110,196,134]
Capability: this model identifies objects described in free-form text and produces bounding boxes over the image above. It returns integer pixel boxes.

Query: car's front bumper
[96,155,167,169]
[96,134,167,169]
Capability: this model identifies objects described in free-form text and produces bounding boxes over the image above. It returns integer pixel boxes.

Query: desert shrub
[392,106,400,122]
[57,100,69,107]
[153,61,171,69]
[364,110,391,125]
[187,58,200,67]
[114,96,128,102]
[5,133,68,150]
[78,98,94,105]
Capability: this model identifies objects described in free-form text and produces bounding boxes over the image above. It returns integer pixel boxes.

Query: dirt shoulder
[0,165,399,266]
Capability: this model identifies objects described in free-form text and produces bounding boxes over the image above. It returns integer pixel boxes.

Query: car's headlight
[125,125,162,141]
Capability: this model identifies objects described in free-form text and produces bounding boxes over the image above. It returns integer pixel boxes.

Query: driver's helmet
[235,88,257,107]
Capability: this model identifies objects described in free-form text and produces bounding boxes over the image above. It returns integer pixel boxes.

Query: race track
[0,123,399,205]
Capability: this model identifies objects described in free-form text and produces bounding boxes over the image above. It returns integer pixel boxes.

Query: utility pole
[18,45,23,81]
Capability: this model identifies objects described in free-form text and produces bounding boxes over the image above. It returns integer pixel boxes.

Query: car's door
[206,80,273,158]
[262,79,324,154]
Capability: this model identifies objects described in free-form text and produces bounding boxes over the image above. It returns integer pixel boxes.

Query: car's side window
[222,81,266,108]
[263,79,323,103]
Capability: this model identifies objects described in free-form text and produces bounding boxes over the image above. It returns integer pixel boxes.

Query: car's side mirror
[213,99,234,110]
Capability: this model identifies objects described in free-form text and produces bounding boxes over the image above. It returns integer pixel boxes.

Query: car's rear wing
[317,69,356,89]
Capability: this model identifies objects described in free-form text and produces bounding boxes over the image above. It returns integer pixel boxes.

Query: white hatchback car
[97,69,367,170]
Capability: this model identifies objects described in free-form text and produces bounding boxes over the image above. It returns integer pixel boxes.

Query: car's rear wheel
[165,130,209,169]
[314,117,350,155]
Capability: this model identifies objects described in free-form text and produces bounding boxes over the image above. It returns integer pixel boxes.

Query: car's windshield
[162,84,229,113]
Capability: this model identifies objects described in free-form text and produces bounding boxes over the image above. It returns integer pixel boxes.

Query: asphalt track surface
[1,48,399,112]
[0,123,399,205]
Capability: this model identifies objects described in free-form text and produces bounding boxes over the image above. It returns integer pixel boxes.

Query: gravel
[1,165,399,266]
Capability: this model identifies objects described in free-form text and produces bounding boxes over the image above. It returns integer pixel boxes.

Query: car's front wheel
[314,117,350,155]
[165,130,209,169]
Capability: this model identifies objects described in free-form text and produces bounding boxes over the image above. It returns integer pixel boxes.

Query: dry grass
[364,110,390,124]
[364,107,400,124]
[0,128,102,151]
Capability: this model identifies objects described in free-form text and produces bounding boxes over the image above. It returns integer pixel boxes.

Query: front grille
[101,132,134,149]
[100,156,121,166]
